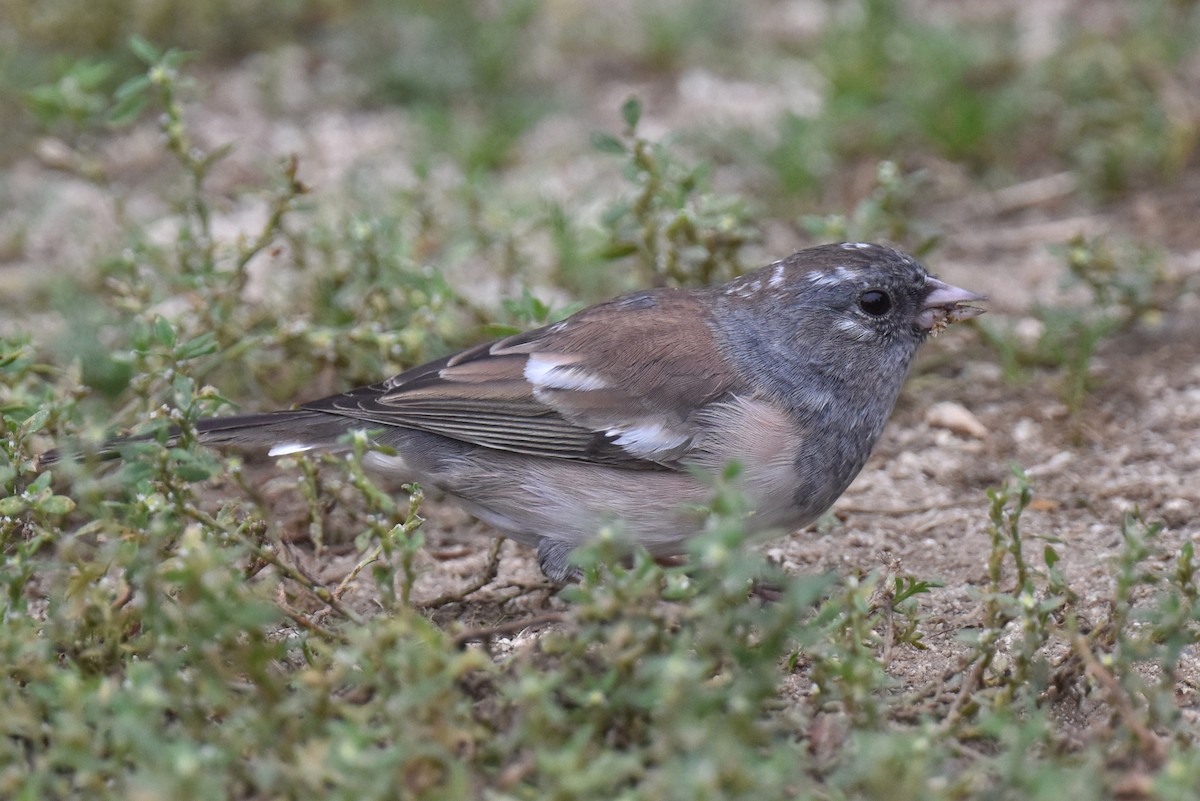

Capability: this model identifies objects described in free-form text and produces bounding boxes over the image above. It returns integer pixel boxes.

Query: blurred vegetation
[759,0,1200,201]
[2,0,1200,798]
[3,0,350,55]
[0,0,359,157]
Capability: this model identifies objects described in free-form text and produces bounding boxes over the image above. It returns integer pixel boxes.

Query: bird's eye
[858,290,892,316]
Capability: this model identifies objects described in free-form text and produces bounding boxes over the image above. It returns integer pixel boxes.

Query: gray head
[706,242,985,518]
[710,242,984,412]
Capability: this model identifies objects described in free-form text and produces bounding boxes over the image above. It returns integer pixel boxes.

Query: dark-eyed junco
[49,243,984,581]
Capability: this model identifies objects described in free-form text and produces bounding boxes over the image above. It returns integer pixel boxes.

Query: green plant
[976,233,1191,418]
[339,0,546,174]
[23,58,119,137]
[591,98,759,290]
[634,0,748,71]
[816,0,1026,167]
[1038,1,1200,195]
[801,160,940,256]
[32,37,482,425]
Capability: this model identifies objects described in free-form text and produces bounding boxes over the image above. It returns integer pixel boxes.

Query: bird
[44,242,984,581]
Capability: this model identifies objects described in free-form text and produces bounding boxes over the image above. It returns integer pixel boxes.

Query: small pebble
[1012,417,1040,445]
[925,401,988,439]
[1161,498,1195,529]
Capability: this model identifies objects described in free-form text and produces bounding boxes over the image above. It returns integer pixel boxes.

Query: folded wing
[302,290,742,469]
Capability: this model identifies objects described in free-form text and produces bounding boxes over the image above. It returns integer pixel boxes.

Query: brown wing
[300,288,744,469]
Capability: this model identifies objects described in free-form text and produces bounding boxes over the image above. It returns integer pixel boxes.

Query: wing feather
[300,289,744,468]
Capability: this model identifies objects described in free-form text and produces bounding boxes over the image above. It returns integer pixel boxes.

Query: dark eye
[859,290,892,316]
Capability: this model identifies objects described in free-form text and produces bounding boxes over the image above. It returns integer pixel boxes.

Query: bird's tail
[194,410,356,456]
[38,410,357,468]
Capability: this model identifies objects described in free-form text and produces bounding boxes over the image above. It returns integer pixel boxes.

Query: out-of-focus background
[2,2,1199,798]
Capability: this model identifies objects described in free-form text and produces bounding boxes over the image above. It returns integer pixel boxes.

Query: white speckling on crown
[725,275,768,299]
[808,265,859,289]
[768,263,786,288]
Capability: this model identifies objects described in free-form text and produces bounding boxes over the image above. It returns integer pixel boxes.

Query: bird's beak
[918,276,986,333]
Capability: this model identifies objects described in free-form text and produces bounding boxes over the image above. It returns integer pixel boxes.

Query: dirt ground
[5,14,1200,712]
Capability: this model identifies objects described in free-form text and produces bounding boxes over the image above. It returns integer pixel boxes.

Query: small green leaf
[108,82,150,127]
[174,463,213,483]
[129,35,161,65]
[176,333,218,360]
[621,96,642,129]
[598,241,639,260]
[153,316,176,348]
[590,132,626,155]
[200,142,236,172]
[1039,595,1067,614]
[161,48,194,70]
[170,375,196,406]
[114,74,152,101]
[28,471,52,493]
[20,407,50,436]
[36,495,76,516]
[169,450,215,482]
[600,202,631,227]
[72,60,115,90]
[0,496,25,515]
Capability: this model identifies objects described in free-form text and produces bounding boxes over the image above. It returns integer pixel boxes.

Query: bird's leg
[535,538,580,583]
